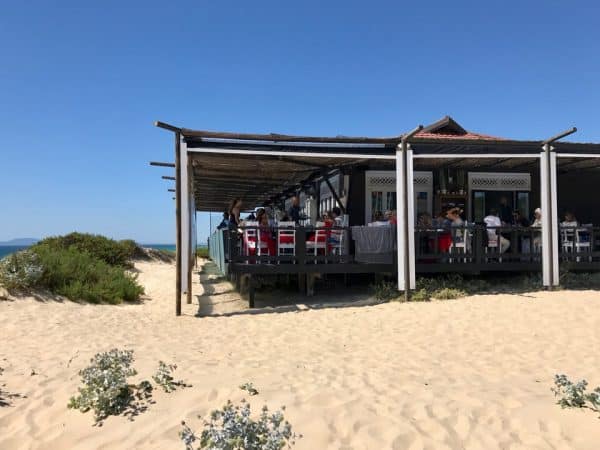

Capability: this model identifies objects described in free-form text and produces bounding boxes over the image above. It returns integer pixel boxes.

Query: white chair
[242,221,269,256]
[485,229,502,262]
[306,221,327,260]
[277,221,296,257]
[575,227,592,262]
[449,225,470,263]
[329,227,345,256]
[561,228,575,255]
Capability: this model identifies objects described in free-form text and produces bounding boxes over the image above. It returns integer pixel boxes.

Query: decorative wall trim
[468,172,531,191]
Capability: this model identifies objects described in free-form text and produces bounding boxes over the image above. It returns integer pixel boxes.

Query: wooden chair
[306,221,327,261]
[277,221,296,259]
[242,221,269,257]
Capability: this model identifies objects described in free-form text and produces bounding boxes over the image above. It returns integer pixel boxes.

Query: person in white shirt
[484,208,510,253]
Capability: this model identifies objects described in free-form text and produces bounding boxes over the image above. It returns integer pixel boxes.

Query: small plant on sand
[371,280,399,301]
[551,374,600,415]
[152,361,189,393]
[180,400,298,450]
[430,287,466,300]
[68,349,151,424]
[239,382,259,396]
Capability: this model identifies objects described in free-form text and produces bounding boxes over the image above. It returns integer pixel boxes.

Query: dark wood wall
[558,170,600,224]
[347,171,366,226]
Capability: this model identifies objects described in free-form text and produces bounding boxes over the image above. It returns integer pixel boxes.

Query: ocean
[0,245,31,258]
[0,244,206,259]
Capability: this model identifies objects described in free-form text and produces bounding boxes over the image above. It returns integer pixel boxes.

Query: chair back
[243,221,259,238]
[486,227,498,246]
[277,221,296,246]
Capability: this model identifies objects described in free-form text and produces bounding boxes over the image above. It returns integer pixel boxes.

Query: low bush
[430,287,466,300]
[180,400,298,450]
[0,251,43,290]
[196,247,209,259]
[33,246,144,304]
[0,233,145,304]
[371,280,399,301]
[152,361,188,393]
[68,349,146,424]
[552,374,600,415]
[34,232,142,268]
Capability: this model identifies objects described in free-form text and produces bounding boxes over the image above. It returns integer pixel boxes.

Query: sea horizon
[0,242,207,259]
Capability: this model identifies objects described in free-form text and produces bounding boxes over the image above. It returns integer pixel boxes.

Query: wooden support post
[248,275,255,308]
[175,132,182,316]
[306,273,316,296]
[186,162,193,305]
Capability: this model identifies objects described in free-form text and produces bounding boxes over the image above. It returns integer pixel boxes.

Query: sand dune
[1,259,600,449]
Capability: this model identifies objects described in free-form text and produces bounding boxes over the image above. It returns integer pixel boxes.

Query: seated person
[561,211,578,228]
[330,207,344,227]
[484,208,510,253]
[511,210,530,227]
[417,212,433,228]
[255,209,276,255]
[388,210,398,225]
[369,211,390,227]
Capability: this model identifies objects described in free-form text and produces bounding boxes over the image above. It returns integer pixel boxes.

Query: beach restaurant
[153,116,600,315]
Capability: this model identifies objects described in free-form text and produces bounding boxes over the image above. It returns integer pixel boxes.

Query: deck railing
[207,224,600,274]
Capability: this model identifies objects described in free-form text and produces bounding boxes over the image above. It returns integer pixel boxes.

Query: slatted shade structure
[190,152,375,212]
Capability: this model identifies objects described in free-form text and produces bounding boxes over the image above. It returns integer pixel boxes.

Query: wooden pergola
[152,119,600,316]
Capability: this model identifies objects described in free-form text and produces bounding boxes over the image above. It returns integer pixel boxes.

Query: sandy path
[1,260,600,449]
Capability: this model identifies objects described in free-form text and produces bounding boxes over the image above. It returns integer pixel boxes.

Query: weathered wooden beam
[150,161,176,168]
[175,133,182,316]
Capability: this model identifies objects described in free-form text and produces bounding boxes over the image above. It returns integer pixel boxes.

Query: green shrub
[552,374,600,415]
[430,287,466,300]
[371,280,399,301]
[196,247,209,259]
[152,361,188,393]
[410,289,431,302]
[33,246,144,304]
[180,400,298,450]
[0,251,43,290]
[68,349,150,424]
[34,232,141,268]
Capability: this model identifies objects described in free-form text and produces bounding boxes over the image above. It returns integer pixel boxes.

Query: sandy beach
[1,259,600,449]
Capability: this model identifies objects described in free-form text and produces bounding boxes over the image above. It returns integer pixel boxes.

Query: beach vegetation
[33,232,141,268]
[552,374,600,415]
[33,245,144,304]
[0,232,145,303]
[180,400,298,450]
[239,382,259,396]
[152,361,188,393]
[68,349,153,424]
[371,280,400,301]
[196,247,209,259]
[0,250,43,290]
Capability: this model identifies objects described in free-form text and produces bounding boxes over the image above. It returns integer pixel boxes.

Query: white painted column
[550,151,559,285]
[396,144,407,291]
[180,138,190,294]
[540,149,551,286]
[540,146,560,286]
[406,145,416,289]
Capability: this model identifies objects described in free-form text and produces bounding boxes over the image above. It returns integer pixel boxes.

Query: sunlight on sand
[1,259,599,449]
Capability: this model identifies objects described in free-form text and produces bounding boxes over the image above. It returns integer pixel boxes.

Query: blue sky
[1,1,599,243]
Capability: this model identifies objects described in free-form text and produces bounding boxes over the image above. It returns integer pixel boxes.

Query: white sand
[1,260,600,449]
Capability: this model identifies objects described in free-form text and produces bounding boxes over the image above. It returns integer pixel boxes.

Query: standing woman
[228,198,242,228]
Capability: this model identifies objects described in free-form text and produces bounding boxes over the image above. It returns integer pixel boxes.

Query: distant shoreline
[0,243,207,259]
